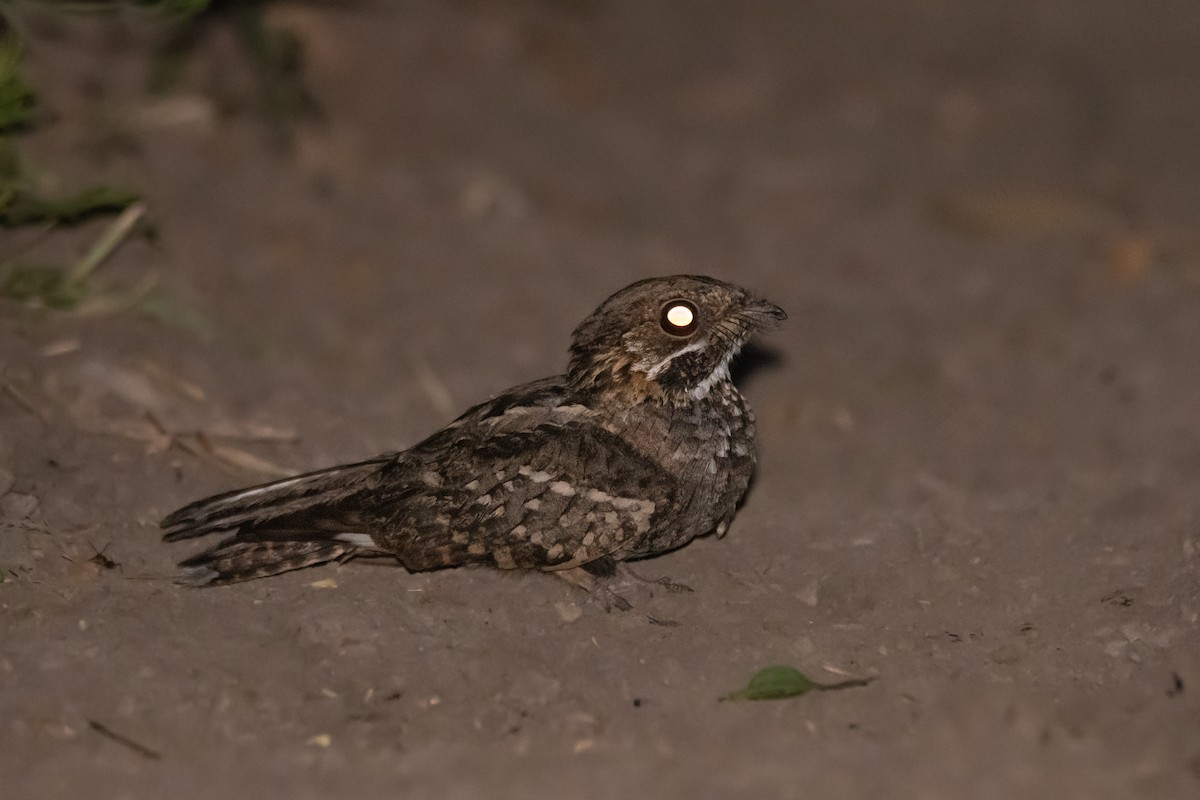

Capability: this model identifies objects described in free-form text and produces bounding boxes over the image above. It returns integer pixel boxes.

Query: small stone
[0,468,14,497]
[797,580,819,607]
[555,601,583,623]
[1104,639,1127,658]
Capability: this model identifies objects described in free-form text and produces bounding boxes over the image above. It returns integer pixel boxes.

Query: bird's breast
[606,382,756,498]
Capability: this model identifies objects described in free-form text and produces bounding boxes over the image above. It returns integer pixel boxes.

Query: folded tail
[178,538,366,586]
[162,459,392,585]
[161,458,389,541]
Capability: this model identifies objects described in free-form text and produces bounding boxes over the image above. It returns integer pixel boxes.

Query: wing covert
[369,419,678,571]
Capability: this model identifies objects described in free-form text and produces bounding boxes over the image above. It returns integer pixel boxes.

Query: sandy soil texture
[2,2,1199,797]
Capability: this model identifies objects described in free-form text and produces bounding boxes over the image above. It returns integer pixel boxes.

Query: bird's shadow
[731,342,784,387]
[729,342,786,514]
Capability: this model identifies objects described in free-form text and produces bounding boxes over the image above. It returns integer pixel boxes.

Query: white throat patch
[637,340,708,379]
[632,338,740,400]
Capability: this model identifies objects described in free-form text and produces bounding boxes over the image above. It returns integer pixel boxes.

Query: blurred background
[2,2,1199,798]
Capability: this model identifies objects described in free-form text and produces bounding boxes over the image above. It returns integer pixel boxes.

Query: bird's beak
[739,297,788,329]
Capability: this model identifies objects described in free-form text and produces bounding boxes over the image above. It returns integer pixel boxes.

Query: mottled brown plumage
[161,275,785,606]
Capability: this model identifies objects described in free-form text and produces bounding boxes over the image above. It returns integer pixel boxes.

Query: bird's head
[567,275,786,404]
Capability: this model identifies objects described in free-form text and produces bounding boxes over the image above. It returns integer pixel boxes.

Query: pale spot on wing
[609,496,644,511]
[555,403,590,416]
[334,533,375,547]
[518,465,552,483]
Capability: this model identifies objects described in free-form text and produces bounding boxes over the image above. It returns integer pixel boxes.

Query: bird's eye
[660,300,699,336]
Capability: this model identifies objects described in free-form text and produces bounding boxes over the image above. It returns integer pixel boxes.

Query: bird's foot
[551,562,692,611]
[552,566,634,612]
[590,584,634,613]
[613,563,694,594]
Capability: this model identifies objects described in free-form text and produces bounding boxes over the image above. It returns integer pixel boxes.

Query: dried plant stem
[65,201,146,286]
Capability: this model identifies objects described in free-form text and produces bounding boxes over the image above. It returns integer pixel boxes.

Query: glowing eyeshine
[659,299,699,336]
[665,304,694,329]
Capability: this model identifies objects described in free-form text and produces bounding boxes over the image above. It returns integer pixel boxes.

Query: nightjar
[162,275,785,607]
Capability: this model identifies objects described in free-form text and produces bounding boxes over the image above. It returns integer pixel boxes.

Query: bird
[161,275,786,608]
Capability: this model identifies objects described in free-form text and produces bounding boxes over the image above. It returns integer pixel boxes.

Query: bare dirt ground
[2,2,1199,797]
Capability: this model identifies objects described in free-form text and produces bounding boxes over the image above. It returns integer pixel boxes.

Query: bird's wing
[159,376,571,542]
[162,376,679,575]
[371,416,680,571]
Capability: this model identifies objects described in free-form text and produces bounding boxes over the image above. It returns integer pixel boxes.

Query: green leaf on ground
[0,35,37,133]
[723,665,874,701]
[0,185,139,227]
[0,263,91,309]
[137,0,213,18]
